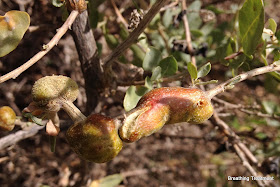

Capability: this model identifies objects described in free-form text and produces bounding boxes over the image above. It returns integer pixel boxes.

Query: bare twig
[111,0,128,27]
[207,63,280,99]
[181,0,196,66]
[157,24,170,53]
[0,124,44,150]
[103,0,169,68]
[0,10,79,84]
[212,112,275,187]
[213,98,279,120]
[239,108,280,121]
[213,97,261,110]
[0,119,72,150]
[233,144,266,187]
[117,71,186,86]
[212,112,258,165]
[160,0,179,12]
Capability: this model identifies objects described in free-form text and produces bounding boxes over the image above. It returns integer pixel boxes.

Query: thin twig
[212,112,258,165]
[160,0,179,12]
[103,0,169,68]
[110,0,128,27]
[233,144,266,187]
[0,120,72,150]
[213,98,279,120]
[240,108,280,121]
[181,0,196,66]
[0,10,79,84]
[212,97,260,110]
[207,63,280,99]
[0,124,44,150]
[212,112,275,187]
[117,71,185,86]
[157,24,170,53]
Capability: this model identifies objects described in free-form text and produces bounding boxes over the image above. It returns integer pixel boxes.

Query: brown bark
[71,10,105,114]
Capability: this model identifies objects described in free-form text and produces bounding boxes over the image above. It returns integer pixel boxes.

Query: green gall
[66,114,123,163]
[32,75,79,112]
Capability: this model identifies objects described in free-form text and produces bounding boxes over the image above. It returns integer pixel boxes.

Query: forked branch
[0,10,79,84]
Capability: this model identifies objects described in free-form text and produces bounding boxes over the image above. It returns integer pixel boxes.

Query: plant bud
[120,87,213,142]
[0,106,16,131]
[66,114,123,163]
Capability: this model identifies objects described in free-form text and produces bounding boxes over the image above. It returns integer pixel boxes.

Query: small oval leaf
[159,56,178,76]
[123,86,149,111]
[268,18,277,33]
[105,34,119,49]
[142,47,162,71]
[151,66,162,81]
[197,62,211,78]
[0,10,30,57]
[187,62,198,80]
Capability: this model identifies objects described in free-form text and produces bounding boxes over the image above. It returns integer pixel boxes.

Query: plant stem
[206,63,280,99]
[60,100,86,123]
[181,0,196,67]
[103,0,169,68]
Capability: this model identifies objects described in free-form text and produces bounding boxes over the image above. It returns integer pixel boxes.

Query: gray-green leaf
[268,18,277,33]
[143,47,162,71]
[159,56,178,76]
[151,66,162,81]
[187,62,198,80]
[197,62,211,78]
[123,86,149,111]
[52,0,64,7]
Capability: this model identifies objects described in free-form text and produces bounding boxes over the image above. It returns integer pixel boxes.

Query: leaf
[190,30,203,38]
[0,11,30,57]
[238,0,264,56]
[229,53,246,71]
[159,56,178,76]
[195,79,218,85]
[52,0,64,7]
[144,76,153,90]
[187,62,198,80]
[188,0,202,30]
[197,62,211,78]
[90,174,123,187]
[123,86,149,111]
[262,100,277,114]
[273,50,280,62]
[226,75,241,88]
[142,47,162,71]
[268,18,277,33]
[22,112,44,126]
[274,60,280,65]
[130,44,145,67]
[151,66,162,81]
[105,34,119,49]
[61,5,69,22]
[162,8,173,28]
